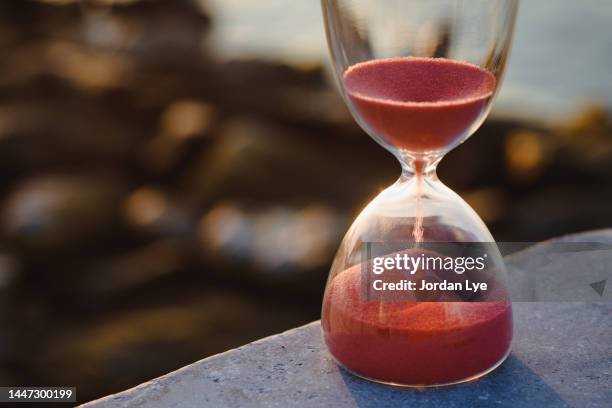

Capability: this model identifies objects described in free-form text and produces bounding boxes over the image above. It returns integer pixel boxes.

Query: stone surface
[505,230,612,302]
[83,231,612,408]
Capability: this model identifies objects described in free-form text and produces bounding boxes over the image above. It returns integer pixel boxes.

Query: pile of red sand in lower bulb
[322,262,513,385]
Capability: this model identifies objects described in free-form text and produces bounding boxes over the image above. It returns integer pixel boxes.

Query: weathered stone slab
[84,231,612,408]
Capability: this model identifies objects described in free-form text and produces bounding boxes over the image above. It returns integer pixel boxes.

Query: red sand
[322,264,513,385]
[344,57,496,152]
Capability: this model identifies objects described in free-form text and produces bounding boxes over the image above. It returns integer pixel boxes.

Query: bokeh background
[0,0,611,402]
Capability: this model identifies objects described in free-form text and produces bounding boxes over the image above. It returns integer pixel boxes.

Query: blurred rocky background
[0,0,611,403]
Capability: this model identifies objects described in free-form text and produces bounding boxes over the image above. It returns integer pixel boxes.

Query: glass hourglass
[320,0,519,387]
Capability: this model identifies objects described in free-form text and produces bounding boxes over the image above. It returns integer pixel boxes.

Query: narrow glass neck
[400,156,441,181]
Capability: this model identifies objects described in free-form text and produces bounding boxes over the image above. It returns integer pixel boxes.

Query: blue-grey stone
[83,230,612,408]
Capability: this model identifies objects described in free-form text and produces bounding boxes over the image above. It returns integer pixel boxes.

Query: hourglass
[321,0,519,386]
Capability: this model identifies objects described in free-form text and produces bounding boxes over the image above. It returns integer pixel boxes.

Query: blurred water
[205,0,612,121]
[500,0,612,120]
